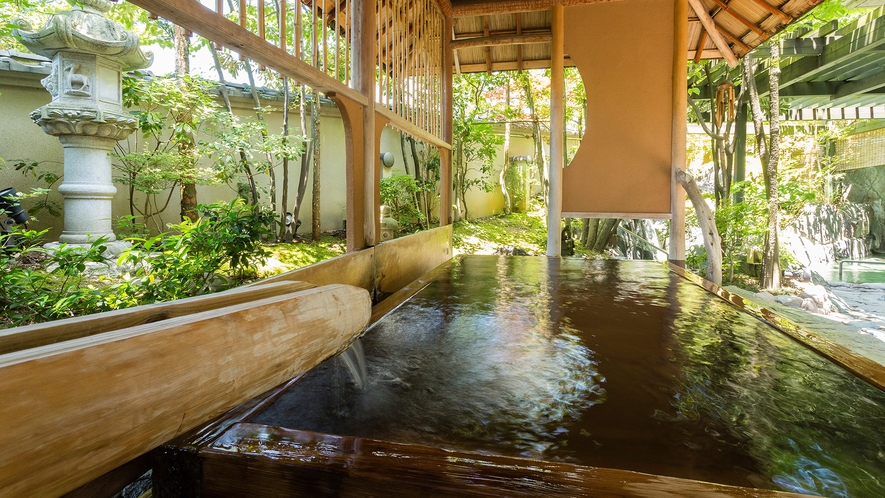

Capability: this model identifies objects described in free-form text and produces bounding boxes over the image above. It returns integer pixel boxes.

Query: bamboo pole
[215,0,224,49]
[322,0,328,74]
[239,0,247,60]
[335,0,341,80]
[547,4,564,257]
[312,0,319,67]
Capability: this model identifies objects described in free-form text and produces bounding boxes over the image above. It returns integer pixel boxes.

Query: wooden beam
[831,70,885,103]
[126,0,366,105]
[687,0,738,66]
[375,225,453,293]
[690,48,724,61]
[717,25,751,53]
[751,37,829,57]
[746,0,792,23]
[547,4,564,257]
[437,0,453,17]
[440,14,454,225]
[709,0,768,37]
[484,15,492,75]
[0,285,371,498]
[375,106,453,150]
[756,14,885,98]
[694,30,708,64]
[457,57,575,73]
[516,12,524,72]
[452,0,621,17]
[0,281,314,355]
[450,32,552,50]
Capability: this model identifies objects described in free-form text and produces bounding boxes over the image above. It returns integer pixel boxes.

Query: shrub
[0,230,120,327]
[118,199,272,303]
[380,174,424,230]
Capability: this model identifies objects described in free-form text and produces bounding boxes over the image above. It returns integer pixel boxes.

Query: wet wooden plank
[669,263,885,394]
[0,281,315,355]
[0,285,371,498]
[254,249,375,293]
[199,423,810,497]
[374,225,453,294]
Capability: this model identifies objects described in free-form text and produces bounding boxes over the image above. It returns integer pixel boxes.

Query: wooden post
[354,0,377,247]
[440,14,454,226]
[669,0,688,265]
[546,5,564,257]
[374,112,390,242]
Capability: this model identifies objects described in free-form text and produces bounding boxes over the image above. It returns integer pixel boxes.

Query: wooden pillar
[440,14,454,226]
[669,0,688,265]
[546,5,564,257]
[328,94,366,252]
[354,0,378,247]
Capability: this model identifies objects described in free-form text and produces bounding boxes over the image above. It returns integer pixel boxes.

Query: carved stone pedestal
[13,0,152,242]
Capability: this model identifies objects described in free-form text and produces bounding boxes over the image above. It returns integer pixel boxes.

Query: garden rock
[755,291,777,303]
[775,295,804,308]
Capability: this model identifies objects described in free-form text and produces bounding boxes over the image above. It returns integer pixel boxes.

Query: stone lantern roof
[13,0,152,71]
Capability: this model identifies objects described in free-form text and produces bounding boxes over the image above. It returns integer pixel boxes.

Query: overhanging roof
[448,0,826,73]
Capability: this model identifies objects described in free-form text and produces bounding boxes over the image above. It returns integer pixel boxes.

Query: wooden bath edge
[195,422,812,498]
[668,262,885,394]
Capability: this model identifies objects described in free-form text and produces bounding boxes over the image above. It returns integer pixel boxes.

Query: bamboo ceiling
[448,0,827,73]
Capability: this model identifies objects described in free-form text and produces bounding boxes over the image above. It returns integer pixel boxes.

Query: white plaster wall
[1,67,568,240]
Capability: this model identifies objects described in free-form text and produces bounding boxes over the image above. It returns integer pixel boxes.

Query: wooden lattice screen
[376,0,445,140]
[208,0,444,143]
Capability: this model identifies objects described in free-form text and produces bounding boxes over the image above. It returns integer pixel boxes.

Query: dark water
[252,256,885,497]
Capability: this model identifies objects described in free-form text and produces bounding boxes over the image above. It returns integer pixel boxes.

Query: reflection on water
[252,256,885,497]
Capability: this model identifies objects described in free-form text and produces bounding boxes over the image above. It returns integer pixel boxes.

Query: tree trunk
[210,45,259,207]
[174,25,197,222]
[291,87,313,230]
[500,80,512,214]
[676,168,722,285]
[763,44,781,289]
[744,52,780,289]
[280,77,291,242]
[592,219,620,253]
[311,100,321,240]
[581,218,619,254]
[519,73,547,203]
[408,136,429,229]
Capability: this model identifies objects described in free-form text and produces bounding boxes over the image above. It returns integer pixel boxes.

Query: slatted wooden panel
[0,285,370,498]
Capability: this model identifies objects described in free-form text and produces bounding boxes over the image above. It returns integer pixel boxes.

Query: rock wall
[783,203,871,266]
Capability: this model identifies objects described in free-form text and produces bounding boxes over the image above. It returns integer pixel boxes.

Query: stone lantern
[14,0,152,244]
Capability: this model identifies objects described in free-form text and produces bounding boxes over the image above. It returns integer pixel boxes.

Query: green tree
[115,75,222,232]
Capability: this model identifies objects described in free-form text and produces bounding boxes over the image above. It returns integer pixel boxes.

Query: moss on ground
[260,235,346,276]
